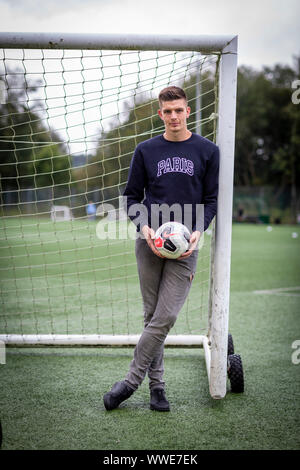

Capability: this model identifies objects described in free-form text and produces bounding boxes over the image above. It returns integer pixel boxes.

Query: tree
[0,70,69,202]
[234,61,300,221]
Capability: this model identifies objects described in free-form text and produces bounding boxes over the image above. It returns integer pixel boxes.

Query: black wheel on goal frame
[227,333,234,356]
[227,353,244,393]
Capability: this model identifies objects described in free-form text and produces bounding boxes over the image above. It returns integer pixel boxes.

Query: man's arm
[123,146,164,258]
[202,146,220,231]
[123,146,148,230]
[179,146,219,259]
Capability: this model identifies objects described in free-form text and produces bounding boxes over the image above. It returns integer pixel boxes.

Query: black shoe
[150,388,170,412]
[103,381,134,411]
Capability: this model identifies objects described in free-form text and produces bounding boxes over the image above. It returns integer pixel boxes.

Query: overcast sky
[0,0,299,70]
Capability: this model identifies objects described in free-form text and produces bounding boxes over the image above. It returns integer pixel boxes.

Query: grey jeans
[125,237,198,391]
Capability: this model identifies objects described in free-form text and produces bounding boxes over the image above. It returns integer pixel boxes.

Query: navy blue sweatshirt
[123,133,219,232]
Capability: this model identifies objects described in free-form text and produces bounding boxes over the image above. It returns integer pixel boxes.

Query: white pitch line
[253,286,300,296]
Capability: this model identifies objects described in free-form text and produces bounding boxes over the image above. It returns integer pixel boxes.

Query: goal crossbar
[0,32,236,53]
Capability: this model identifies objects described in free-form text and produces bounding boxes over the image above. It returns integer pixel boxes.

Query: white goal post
[0,32,238,399]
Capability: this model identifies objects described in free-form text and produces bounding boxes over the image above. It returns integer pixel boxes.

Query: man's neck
[163,129,192,142]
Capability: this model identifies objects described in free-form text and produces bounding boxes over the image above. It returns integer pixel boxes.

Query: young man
[103,86,219,412]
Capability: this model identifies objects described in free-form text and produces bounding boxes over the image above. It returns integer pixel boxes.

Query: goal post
[209,36,238,398]
[0,32,238,399]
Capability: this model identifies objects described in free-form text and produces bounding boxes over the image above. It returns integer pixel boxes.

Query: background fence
[1,185,299,223]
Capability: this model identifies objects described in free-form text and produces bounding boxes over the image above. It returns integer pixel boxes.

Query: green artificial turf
[0,223,299,450]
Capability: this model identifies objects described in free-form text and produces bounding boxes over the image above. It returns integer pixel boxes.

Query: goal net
[0,33,238,398]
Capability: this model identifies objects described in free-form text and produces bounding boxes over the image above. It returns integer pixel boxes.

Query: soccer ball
[154,222,191,259]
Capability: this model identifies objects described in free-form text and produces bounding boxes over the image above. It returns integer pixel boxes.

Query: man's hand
[141,225,165,258]
[178,230,201,259]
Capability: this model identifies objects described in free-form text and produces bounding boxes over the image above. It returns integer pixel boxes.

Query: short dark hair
[158,86,187,106]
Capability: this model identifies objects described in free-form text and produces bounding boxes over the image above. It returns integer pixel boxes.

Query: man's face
[158,98,191,137]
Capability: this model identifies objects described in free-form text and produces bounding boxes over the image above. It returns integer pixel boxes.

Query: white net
[0,46,219,340]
